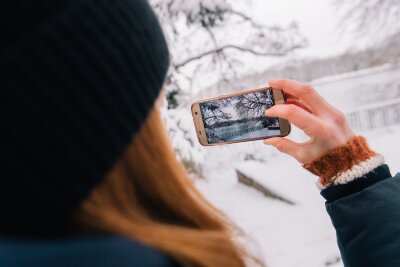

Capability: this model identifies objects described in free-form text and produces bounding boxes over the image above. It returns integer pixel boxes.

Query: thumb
[264,137,303,162]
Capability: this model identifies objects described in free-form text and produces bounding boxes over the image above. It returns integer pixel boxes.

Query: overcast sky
[187,0,362,93]
[244,0,353,58]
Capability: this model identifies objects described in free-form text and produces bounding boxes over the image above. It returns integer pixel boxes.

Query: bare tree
[200,100,232,127]
[235,91,273,119]
[336,0,400,41]
[150,0,307,105]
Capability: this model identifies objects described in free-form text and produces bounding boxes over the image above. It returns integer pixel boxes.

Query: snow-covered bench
[236,160,303,205]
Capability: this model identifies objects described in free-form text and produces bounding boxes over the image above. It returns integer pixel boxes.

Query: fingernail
[268,79,278,85]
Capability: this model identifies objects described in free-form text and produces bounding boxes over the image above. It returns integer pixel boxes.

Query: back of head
[0,1,264,267]
[0,0,169,234]
[74,108,254,267]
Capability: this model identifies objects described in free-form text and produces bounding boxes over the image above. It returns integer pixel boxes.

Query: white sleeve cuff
[317,155,385,190]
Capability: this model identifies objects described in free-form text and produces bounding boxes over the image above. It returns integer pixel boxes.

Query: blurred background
[150,0,400,266]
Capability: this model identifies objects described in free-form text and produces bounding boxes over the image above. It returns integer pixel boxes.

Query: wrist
[302,136,384,189]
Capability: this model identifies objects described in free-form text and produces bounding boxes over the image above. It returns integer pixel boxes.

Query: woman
[0,0,399,267]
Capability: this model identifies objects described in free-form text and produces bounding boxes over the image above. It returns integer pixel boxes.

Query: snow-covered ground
[190,65,400,267]
[195,125,400,267]
[312,62,400,112]
[227,128,281,142]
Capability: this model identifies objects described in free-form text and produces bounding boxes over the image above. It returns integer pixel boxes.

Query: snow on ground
[195,125,400,267]
[228,129,281,142]
[196,149,340,267]
[312,63,400,112]
[192,65,400,267]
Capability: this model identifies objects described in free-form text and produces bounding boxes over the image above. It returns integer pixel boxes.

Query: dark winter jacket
[0,165,398,267]
[321,164,400,267]
[0,235,179,267]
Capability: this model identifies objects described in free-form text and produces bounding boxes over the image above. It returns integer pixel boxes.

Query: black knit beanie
[0,0,169,235]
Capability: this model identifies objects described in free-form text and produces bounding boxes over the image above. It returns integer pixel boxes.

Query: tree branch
[174,44,303,69]
[230,10,269,29]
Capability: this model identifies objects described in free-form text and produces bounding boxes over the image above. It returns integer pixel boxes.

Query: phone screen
[199,89,281,144]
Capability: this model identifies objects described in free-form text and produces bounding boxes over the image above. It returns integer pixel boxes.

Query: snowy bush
[150,0,306,100]
[149,0,307,174]
[164,108,205,178]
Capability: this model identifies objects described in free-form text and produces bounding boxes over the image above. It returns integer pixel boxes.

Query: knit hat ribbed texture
[0,0,169,233]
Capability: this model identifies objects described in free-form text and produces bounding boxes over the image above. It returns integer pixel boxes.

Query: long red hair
[73,107,265,267]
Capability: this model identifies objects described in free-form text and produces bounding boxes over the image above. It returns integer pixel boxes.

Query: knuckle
[275,141,286,153]
[300,84,315,96]
[284,104,297,117]
[315,123,329,135]
[332,110,346,125]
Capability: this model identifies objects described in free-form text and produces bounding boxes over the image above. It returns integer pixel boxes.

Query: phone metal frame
[191,87,291,146]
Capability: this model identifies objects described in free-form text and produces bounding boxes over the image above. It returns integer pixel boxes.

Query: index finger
[269,79,329,114]
[265,104,322,136]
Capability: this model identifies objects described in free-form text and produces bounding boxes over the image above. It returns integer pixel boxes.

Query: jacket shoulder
[0,235,179,267]
[326,172,400,267]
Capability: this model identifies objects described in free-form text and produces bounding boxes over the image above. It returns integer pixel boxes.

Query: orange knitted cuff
[303,136,377,187]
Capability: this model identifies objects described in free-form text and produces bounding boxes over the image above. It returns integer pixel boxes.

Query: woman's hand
[264,79,355,164]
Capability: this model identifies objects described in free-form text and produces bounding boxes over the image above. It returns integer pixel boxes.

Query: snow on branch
[336,0,400,40]
[150,0,307,104]
[174,44,305,70]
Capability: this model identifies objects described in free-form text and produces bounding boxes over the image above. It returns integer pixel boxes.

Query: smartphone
[191,87,291,146]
